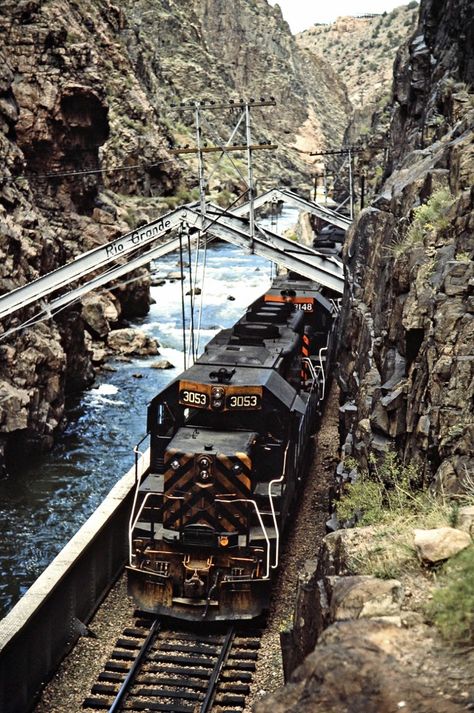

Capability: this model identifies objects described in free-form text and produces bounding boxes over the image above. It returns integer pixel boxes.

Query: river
[0,208,298,618]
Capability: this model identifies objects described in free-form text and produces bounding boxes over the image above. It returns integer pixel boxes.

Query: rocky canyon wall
[0,0,178,472]
[0,0,350,472]
[337,0,473,489]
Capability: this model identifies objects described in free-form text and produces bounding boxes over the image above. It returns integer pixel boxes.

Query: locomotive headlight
[211,386,225,410]
[170,459,180,471]
[232,463,242,474]
[197,455,213,484]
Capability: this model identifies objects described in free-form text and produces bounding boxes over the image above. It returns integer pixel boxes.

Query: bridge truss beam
[0,198,345,335]
[233,187,352,230]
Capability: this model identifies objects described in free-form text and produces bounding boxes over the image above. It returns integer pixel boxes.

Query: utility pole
[348,145,353,219]
[245,102,255,251]
[194,102,207,219]
[169,98,277,361]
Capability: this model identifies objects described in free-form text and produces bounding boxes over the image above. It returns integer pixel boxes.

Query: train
[126,273,338,621]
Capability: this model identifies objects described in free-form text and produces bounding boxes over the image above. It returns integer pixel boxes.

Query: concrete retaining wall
[0,454,148,713]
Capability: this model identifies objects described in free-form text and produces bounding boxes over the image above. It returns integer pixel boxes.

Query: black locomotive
[126,274,337,621]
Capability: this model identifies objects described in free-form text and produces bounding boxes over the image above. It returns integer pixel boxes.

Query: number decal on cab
[179,389,209,408]
[226,393,261,410]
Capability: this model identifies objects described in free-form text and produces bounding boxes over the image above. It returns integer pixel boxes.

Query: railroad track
[82,616,261,712]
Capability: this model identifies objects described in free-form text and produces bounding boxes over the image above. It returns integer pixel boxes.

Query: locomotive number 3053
[180,390,208,406]
[227,394,260,409]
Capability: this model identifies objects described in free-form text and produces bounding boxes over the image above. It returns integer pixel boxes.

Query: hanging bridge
[233,186,352,230]
[0,189,348,335]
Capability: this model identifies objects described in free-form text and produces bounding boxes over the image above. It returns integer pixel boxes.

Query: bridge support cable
[178,226,188,370]
[185,225,197,364]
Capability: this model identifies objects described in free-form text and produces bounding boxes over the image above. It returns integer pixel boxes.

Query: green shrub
[337,452,421,524]
[336,452,457,527]
[391,188,454,257]
[428,546,474,644]
[337,476,384,525]
[335,452,462,579]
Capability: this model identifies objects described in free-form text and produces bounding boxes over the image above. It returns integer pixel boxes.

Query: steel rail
[199,626,236,713]
[107,618,161,713]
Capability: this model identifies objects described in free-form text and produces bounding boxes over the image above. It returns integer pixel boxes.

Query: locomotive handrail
[302,357,318,382]
[128,491,159,565]
[268,444,289,570]
[133,433,150,484]
[128,439,152,565]
[215,497,272,579]
[318,346,328,399]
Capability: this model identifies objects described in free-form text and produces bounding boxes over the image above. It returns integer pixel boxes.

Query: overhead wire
[2,102,277,347]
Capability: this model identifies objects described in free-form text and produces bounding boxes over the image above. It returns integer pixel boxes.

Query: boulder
[0,382,30,431]
[328,575,404,622]
[82,292,120,338]
[456,506,474,537]
[90,344,107,364]
[413,527,472,564]
[255,620,464,713]
[107,328,159,356]
[150,359,174,370]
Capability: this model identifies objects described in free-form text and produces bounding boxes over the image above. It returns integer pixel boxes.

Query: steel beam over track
[234,187,352,230]
[198,207,344,292]
[0,207,199,321]
[0,200,344,328]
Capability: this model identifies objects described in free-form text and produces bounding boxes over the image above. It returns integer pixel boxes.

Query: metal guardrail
[0,453,149,713]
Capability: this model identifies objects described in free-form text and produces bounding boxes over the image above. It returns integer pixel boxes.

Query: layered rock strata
[337,0,474,489]
[0,0,177,472]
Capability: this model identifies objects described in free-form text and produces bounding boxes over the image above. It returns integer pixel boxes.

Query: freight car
[126,274,336,621]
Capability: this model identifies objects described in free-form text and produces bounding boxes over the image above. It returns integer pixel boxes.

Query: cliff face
[0,0,177,471]
[298,4,418,140]
[119,0,351,188]
[337,0,474,490]
[0,0,350,471]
